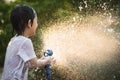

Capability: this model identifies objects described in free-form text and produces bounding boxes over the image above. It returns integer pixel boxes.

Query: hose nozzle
[44,49,53,57]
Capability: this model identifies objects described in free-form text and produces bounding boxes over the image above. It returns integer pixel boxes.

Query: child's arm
[29,56,55,68]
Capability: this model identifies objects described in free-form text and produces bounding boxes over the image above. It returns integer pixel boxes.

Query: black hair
[10,4,37,36]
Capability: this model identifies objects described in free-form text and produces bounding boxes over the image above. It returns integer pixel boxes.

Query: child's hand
[44,56,56,65]
[50,57,56,65]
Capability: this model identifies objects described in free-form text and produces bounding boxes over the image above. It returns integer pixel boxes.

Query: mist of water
[42,14,119,79]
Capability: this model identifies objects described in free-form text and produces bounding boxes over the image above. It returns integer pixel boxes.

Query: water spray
[44,49,53,80]
[42,14,120,80]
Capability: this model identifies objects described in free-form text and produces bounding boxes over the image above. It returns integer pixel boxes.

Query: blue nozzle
[44,49,53,57]
[44,49,53,80]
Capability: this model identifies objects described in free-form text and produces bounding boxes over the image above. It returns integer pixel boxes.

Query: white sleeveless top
[1,35,36,80]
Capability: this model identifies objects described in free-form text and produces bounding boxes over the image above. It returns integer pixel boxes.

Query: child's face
[29,16,38,37]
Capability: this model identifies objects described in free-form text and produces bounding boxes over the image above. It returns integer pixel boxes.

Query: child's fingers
[50,57,56,65]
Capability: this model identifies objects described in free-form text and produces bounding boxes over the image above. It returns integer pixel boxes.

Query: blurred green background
[0,0,120,80]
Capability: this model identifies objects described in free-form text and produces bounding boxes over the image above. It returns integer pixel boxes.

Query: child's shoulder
[10,35,31,46]
[12,35,29,41]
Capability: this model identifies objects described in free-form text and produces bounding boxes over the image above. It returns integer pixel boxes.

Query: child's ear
[27,19,32,28]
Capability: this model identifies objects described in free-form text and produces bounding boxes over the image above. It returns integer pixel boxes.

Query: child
[1,4,55,80]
